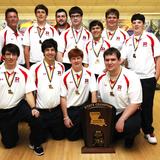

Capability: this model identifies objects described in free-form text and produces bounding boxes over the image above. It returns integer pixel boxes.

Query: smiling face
[106,13,119,31]
[56,12,68,26]
[44,47,56,64]
[70,56,83,72]
[132,20,144,36]
[91,25,103,40]
[35,9,47,23]
[3,51,18,69]
[5,11,19,30]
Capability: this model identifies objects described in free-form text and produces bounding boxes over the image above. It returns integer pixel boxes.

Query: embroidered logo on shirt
[116,37,120,40]
[15,77,20,82]
[143,42,147,47]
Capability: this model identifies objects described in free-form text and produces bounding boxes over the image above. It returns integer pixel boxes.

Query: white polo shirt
[30,60,64,109]
[121,31,160,79]
[97,67,142,114]
[0,26,25,64]
[85,37,110,75]
[61,67,97,108]
[23,22,59,63]
[58,26,92,64]
[102,27,129,51]
[0,63,36,109]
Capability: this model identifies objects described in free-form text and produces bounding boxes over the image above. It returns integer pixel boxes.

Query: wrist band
[31,107,37,110]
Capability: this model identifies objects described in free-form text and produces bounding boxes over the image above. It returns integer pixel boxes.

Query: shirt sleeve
[60,73,68,97]
[89,72,98,92]
[23,28,30,46]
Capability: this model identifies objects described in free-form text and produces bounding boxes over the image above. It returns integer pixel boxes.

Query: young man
[85,20,110,77]
[102,8,129,51]
[30,39,65,141]
[54,8,70,35]
[23,4,59,69]
[60,48,97,140]
[0,43,44,156]
[57,6,92,70]
[97,47,142,148]
[121,13,160,144]
[0,8,25,65]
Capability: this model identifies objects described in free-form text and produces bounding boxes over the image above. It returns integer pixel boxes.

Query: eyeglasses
[70,14,81,18]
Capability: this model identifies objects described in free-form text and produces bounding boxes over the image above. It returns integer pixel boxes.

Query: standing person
[23,4,59,69]
[30,39,65,141]
[85,20,110,77]
[54,8,70,35]
[0,8,25,65]
[121,13,160,144]
[98,47,142,148]
[0,43,44,156]
[60,48,97,140]
[102,8,129,51]
[57,6,92,70]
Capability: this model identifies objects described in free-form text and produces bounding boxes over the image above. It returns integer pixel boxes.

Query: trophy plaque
[81,103,115,153]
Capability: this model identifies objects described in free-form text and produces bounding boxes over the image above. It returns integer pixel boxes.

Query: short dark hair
[55,8,68,17]
[105,8,119,19]
[68,48,83,60]
[69,6,83,17]
[35,4,48,16]
[89,20,104,31]
[5,8,18,18]
[41,39,58,53]
[2,43,20,57]
[103,47,121,60]
[131,13,145,24]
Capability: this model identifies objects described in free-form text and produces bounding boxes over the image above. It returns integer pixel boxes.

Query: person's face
[5,12,19,29]
[91,25,102,40]
[44,47,56,62]
[35,9,47,23]
[106,13,118,30]
[104,53,120,72]
[3,51,18,67]
[70,56,83,70]
[56,12,67,26]
[132,20,144,35]
[70,13,82,28]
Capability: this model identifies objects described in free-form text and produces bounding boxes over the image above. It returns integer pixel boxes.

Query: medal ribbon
[4,72,16,89]
[71,27,83,46]
[108,68,122,93]
[43,61,54,84]
[133,34,142,52]
[92,38,104,59]
[106,29,117,40]
[37,26,45,41]
[71,69,83,90]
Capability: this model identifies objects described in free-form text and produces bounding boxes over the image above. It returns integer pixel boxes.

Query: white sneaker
[144,133,157,144]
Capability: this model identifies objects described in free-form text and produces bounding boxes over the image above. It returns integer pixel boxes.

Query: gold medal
[8,89,13,94]
[49,84,53,89]
[75,90,80,95]
[110,91,114,96]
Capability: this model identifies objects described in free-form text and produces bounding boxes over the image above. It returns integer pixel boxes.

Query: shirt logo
[15,77,20,83]
[85,79,89,83]
[143,42,147,47]
[46,31,49,36]
[117,85,122,91]
[116,37,120,40]
[83,36,86,40]
[58,71,61,76]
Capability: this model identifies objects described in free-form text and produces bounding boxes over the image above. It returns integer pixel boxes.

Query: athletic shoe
[28,144,44,156]
[144,133,157,144]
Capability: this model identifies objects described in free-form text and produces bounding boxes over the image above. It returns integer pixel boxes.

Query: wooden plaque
[81,103,115,153]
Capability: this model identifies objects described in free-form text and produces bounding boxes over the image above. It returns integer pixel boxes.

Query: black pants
[113,110,141,141]
[38,106,65,141]
[65,105,85,141]
[0,100,43,148]
[140,77,156,134]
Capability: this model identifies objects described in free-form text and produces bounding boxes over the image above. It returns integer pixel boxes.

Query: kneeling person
[30,39,65,141]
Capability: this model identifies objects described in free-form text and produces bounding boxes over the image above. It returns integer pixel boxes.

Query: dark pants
[0,100,43,148]
[63,63,71,71]
[113,110,141,141]
[140,77,156,134]
[38,106,65,142]
[65,105,85,141]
